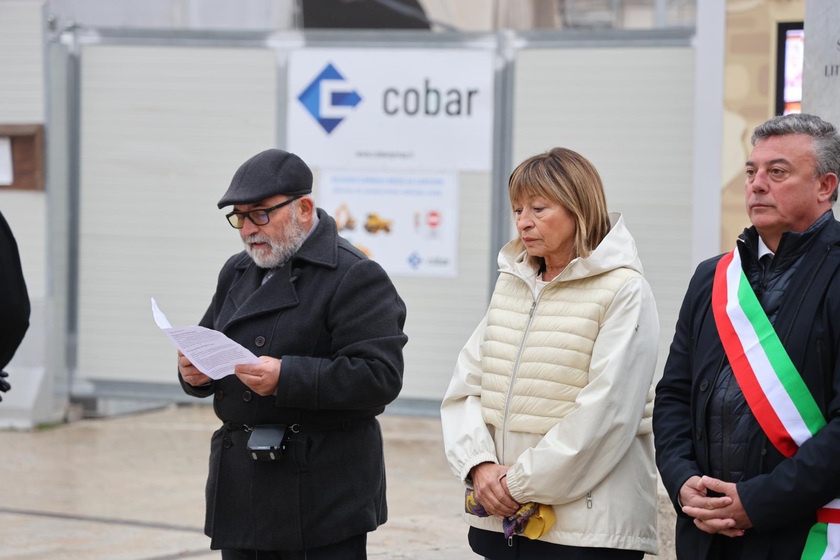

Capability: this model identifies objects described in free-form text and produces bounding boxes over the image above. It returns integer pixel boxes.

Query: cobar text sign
[287,48,494,172]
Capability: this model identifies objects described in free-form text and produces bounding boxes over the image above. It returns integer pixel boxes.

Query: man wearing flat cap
[178,149,408,560]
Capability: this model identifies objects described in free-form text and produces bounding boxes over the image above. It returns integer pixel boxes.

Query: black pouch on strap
[246,424,287,461]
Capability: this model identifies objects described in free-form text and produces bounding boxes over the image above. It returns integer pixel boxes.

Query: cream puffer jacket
[441,213,660,554]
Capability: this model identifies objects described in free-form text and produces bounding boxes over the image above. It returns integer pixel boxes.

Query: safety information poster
[318,171,458,277]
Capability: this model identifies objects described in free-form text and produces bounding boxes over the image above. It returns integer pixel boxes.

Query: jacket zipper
[497,269,548,464]
[501,297,538,464]
[703,353,727,472]
[817,340,829,410]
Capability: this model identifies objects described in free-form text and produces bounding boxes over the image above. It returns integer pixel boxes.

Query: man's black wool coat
[180,210,407,551]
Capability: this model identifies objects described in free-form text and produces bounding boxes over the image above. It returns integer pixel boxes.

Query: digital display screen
[776,22,804,116]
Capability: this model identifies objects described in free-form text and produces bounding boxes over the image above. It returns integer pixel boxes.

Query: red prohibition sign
[426,211,441,228]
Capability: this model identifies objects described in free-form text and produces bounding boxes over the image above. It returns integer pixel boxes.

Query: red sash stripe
[819,509,840,525]
[712,252,799,457]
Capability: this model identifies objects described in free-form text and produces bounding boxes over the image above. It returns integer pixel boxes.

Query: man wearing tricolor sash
[654,114,840,559]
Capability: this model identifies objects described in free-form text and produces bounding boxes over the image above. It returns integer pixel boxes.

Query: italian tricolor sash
[712,248,840,559]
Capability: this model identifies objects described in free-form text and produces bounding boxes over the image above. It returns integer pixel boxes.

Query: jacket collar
[497,212,643,284]
[739,210,835,271]
[288,208,340,270]
[221,208,338,331]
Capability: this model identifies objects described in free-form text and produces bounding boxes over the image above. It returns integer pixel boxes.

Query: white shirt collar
[757,235,775,260]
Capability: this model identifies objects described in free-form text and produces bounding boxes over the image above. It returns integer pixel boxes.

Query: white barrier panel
[76,45,276,384]
[64,31,695,407]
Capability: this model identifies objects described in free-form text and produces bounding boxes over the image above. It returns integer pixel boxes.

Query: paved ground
[0,405,676,559]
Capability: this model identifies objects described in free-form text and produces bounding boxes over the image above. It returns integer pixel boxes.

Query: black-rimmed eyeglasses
[225,196,300,229]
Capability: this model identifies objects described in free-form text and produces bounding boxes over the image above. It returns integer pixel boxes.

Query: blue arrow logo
[298,63,362,134]
[408,252,422,269]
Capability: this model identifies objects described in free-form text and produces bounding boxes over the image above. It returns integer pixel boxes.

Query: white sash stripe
[823,524,840,560]
[724,253,814,447]
[825,499,840,511]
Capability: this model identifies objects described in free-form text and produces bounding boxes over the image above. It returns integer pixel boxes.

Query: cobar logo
[298,63,362,134]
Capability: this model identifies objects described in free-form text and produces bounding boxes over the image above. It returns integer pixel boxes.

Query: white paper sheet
[152,297,261,380]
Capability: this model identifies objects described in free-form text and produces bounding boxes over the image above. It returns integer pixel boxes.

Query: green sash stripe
[735,272,827,436]
[802,523,829,559]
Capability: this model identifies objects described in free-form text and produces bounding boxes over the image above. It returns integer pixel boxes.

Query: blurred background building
[41,0,697,31]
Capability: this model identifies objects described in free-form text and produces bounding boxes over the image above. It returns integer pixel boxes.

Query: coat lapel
[293,209,339,270]
[220,261,299,332]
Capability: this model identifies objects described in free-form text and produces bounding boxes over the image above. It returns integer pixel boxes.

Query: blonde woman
[442,148,659,559]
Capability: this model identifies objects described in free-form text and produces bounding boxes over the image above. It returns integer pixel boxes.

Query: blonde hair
[508,147,611,263]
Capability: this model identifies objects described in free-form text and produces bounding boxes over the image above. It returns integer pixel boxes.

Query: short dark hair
[752,114,840,203]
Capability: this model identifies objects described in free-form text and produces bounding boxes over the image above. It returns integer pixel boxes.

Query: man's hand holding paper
[235,356,282,396]
[178,351,212,387]
[153,297,261,380]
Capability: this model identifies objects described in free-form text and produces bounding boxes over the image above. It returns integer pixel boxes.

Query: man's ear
[817,173,839,204]
[297,196,316,227]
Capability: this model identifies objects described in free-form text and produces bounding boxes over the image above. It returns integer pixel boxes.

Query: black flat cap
[217,149,313,208]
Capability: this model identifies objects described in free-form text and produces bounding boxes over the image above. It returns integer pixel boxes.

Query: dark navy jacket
[654,214,840,559]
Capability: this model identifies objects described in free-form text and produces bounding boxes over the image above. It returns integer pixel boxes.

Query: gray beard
[244,215,307,269]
